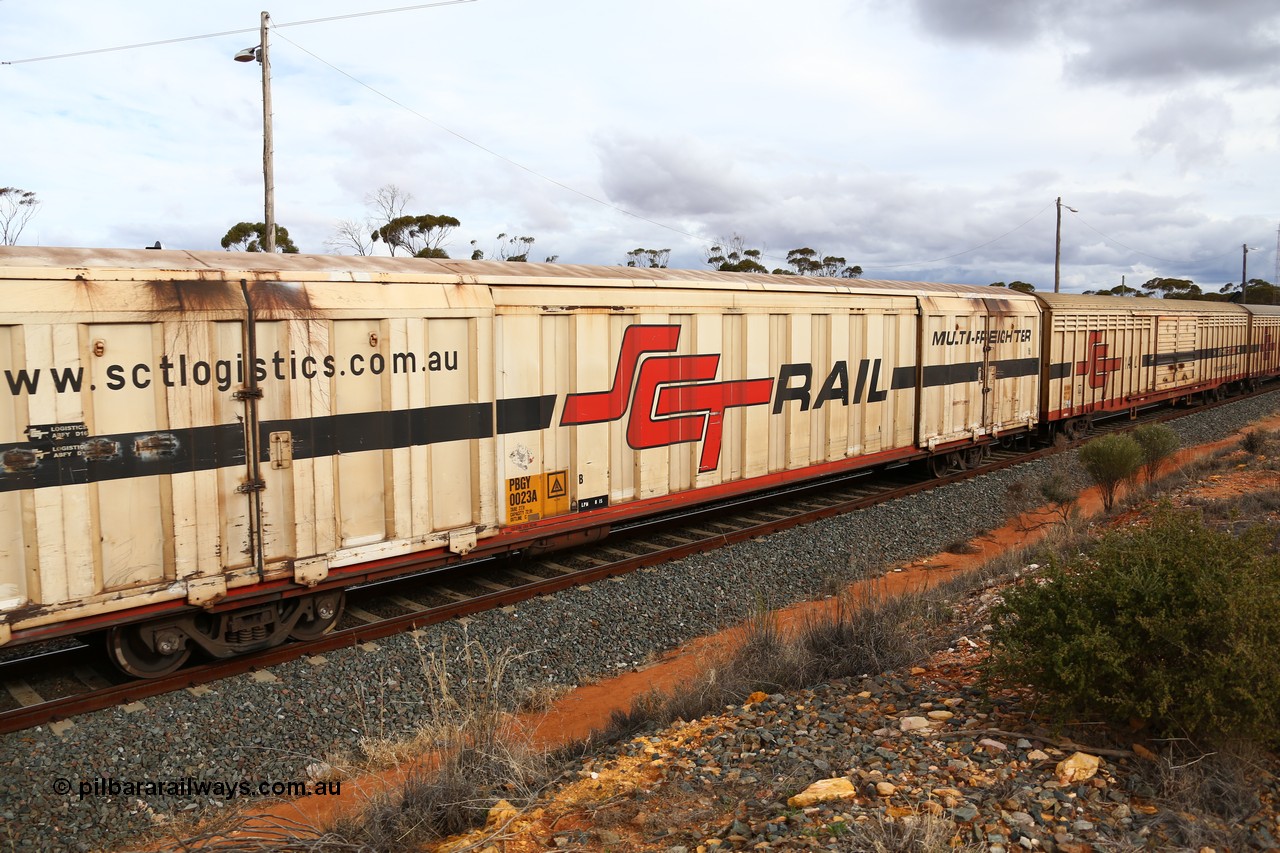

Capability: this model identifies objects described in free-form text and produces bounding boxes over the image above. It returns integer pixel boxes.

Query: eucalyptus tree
[0,186,40,245]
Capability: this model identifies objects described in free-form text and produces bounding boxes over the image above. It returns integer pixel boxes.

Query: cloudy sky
[3,0,1278,292]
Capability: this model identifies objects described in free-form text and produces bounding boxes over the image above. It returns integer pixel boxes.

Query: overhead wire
[1064,208,1242,267]
[0,1,477,65]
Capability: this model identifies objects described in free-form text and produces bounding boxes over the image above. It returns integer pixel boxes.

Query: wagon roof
[1241,302,1280,316]
[1034,292,1250,315]
[0,246,1039,301]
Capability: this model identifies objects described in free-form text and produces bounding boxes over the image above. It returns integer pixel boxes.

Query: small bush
[1132,423,1180,483]
[1004,460,1081,527]
[1038,468,1080,521]
[1078,433,1144,511]
[1241,428,1272,456]
[986,506,1280,745]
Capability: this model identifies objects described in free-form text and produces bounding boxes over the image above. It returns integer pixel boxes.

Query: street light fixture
[1241,244,1260,304]
[233,11,275,253]
[1054,196,1077,293]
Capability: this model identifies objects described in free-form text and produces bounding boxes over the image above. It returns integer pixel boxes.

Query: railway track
[0,388,1265,735]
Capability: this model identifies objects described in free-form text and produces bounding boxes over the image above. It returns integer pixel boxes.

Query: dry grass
[1130,740,1271,852]
[319,634,564,850]
[827,810,985,852]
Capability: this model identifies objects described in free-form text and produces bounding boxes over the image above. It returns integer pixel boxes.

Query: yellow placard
[506,474,542,524]
[506,470,571,524]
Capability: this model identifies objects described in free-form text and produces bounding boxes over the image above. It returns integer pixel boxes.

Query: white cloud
[1137,95,1234,174]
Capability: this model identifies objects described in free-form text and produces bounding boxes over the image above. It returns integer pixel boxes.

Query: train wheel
[288,591,346,641]
[964,446,985,469]
[929,454,950,477]
[105,624,192,678]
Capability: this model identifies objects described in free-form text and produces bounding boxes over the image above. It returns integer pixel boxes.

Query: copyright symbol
[53,778,71,796]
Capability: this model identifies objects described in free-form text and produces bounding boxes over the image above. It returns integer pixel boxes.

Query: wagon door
[918,296,987,447]
[244,282,497,581]
[161,318,260,597]
[1154,314,1197,393]
[980,297,1040,436]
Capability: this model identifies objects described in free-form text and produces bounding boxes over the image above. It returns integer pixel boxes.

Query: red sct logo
[560,325,774,473]
[1076,331,1122,389]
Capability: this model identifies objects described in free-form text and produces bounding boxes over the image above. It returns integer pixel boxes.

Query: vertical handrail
[239,279,266,580]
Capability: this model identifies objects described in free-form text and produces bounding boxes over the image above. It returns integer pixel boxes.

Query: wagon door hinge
[233,387,264,401]
[237,478,267,494]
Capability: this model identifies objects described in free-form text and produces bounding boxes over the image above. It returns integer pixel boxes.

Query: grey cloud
[596,134,766,217]
[907,0,1280,87]
[908,0,1055,45]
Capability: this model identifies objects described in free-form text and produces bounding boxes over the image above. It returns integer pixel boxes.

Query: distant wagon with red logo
[1037,294,1259,439]
[0,247,1271,676]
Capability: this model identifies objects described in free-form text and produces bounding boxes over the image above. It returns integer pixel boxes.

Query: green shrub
[1078,433,1143,510]
[986,506,1280,744]
[1132,423,1181,483]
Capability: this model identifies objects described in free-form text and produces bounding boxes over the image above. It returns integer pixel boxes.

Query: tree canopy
[371,214,461,258]
[1141,277,1201,299]
[0,186,41,246]
[220,222,299,253]
[778,247,862,278]
[1221,278,1280,304]
[705,236,863,277]
[989,281,1036,293]
[625,248,671,268]
[1083,283,1141,296]
[706,235,769,273]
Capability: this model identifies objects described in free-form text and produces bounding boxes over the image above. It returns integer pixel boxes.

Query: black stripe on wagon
[0,423,245,494]
[496,394,557,434]
[991,357,1041,379]
[923,362,981,386]
[278,402,493,460]
[1,396,556,493]
[1142,345,1247,367]
[1048,362,1072,380]
[891,359,1042,389]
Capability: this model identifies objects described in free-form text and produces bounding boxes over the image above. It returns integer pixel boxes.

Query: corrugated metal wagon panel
[253,284,497,572]
[1245,305,1280,378]
[1038,295,1250,419]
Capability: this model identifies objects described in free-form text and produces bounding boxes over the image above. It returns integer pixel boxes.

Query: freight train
[1,248,1277,676]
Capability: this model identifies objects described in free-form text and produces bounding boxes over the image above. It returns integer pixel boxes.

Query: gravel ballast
[1,391,1276,852]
